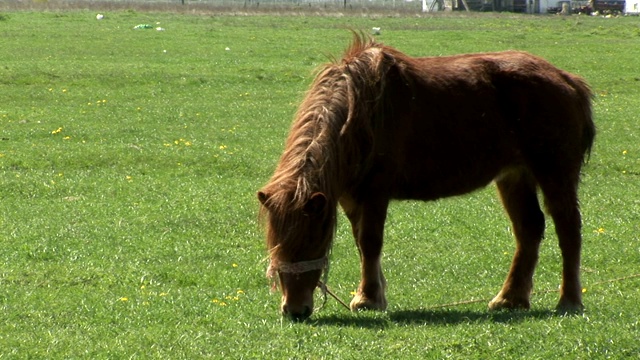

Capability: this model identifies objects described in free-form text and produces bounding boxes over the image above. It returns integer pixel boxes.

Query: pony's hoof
[556,298,584,315]
[349,293,387,312]
[488,294,530,311]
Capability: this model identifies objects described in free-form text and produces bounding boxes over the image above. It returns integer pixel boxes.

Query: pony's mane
[260,34,406,257]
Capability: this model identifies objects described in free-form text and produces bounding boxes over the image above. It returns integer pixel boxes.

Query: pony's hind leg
[340,195,389,312]
[539,176,584,313]
[489,171,545,310]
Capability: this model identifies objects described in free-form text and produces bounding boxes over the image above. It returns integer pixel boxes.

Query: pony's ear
[372,49,396,80]
[257,191,270,205]
[303,192,327,216]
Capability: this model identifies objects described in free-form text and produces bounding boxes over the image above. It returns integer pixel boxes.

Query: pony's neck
[284,66,351,203]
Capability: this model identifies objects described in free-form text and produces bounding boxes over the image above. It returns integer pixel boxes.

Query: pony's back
[335,45,595,200]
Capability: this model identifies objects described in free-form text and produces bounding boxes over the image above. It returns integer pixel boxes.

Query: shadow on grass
[309,314,390,329]
[311,308,557,328]
[389,308,556,326]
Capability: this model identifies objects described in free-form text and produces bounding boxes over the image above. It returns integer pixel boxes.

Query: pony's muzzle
[279,275,317,321]
[282,301,313,322]
[280,282,315,321]
[268,257,326,321]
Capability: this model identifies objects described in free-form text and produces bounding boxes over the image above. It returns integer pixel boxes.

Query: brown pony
[258,34,595,321]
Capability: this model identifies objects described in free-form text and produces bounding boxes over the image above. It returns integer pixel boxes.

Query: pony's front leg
[341,196,389,312]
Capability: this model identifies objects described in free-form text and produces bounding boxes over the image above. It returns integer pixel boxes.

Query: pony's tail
[578,79,596,163]
[582,108,596,163]
[567,73,596,163]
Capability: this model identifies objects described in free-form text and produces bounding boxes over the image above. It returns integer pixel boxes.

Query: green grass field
[1,7,639,358]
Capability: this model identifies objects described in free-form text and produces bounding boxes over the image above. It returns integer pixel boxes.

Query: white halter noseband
[266,256,327,279]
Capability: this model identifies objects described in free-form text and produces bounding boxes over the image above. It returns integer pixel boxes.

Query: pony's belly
[391,172,496,201]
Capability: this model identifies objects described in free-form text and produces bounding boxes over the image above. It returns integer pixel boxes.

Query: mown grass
[0,8,639,358]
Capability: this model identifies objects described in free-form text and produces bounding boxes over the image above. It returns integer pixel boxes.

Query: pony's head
[258,188,336,321]
[258,33,397,320]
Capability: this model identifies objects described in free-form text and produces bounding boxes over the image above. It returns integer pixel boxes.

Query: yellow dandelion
[232,263,238,268]
[159,292,168,297]
[350,291,357,296]
[582,288,587,293]
[622,150,628,155]
[595,227,605,234]
[119,297,128,302]
[219,145,227,150]
[63,136,71,140]
[237,290,244,295]
[184,141,192,146]
[51,127,63,135]
[212,299,219,303]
